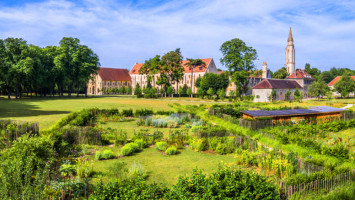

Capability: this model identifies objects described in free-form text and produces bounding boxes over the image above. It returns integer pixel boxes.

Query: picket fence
[280,170,355,199]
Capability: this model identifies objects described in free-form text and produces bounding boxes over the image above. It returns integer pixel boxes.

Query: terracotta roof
[129,58,212,74]
[287,69,312,79]
[253,79,302,89]
[218,71,224,74]
[98,67,131,81]
[328,76,355,86]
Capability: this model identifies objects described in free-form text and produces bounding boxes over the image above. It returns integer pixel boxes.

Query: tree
[127,85,132,95]
[160,87,165,97]
[273,67,288,79]
[182,84,188,95]
[162,48,184,96]
[207,88,214,99]
[220,38,258,73]
[199,73,229,96]
[195,77,202,88]
[187,87,192,97]
[197,87,205,98]
[229,90,236,100]
[185,58,206,97]
[134,83,142,97]
[167,86,174,98]
[270,89,277,102]
[217,89,226,100]
[232,71,249,98]
[55,37,81,97]
[305,63,321,79]
[334,73,355,98]
[285,89,291,101]
[178,86,183,97]
[294,88,301,102]
[326,91,333,102]
[309,77,329,101]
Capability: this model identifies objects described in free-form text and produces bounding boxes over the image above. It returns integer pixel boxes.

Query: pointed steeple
[288,28,294,42]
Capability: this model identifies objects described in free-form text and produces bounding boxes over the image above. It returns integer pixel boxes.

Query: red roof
[328,76,355,86]
[287,69,312,79]
[98,68,131,81]
[129,58,212,74]
[253,79,302,89]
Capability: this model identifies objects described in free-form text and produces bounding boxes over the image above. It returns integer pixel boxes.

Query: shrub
[122,109,133,117]
[215,143,228,155]
[102,150,114,159]
[120,145,133,156]
[128,162,146,178]
[135,109,154,116]
[156,141,168,151]
[165,146,177,155]
[134,139,147,149]
[191,138,208,152]
[95,151,102,160]
[129,143,139,152]
[167,120,178,128]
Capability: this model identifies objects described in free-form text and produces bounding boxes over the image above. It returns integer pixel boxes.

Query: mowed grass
[89,146,236,186]
[0,96,217,129]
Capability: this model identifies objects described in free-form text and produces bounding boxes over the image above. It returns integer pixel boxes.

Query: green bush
[134,139,147,149]
[102,150,114,159]
[191,138,208,152]
[156,141,168,151]
[135,109,154,116]
[120,145,133,156]
[122,109,133,117]
[95,151,102,160]
[129,143,139,152]
[165,146,177,155]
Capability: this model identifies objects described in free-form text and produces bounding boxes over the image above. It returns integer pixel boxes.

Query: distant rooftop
[241,106,346,118]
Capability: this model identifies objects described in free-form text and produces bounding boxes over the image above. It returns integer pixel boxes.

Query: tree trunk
[76,83,80,97]
[85,85,88,97]
[68,83,72,97]
[30,87,32,98]
[7,85,10,99]
[16,84,18,99]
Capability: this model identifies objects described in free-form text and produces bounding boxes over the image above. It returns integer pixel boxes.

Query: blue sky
[0,0,354,72]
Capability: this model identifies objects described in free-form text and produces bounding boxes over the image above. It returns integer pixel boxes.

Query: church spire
[288,28,294,42]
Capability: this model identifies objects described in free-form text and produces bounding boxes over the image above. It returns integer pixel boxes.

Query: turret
[285,28,295,75]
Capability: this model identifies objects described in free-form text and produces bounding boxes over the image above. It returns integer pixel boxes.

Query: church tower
[285,28,295,75]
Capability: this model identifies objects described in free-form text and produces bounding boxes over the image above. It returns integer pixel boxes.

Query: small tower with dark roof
[285,28,295,75]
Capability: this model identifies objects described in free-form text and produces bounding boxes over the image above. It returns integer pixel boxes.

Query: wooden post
[114,131,117,147]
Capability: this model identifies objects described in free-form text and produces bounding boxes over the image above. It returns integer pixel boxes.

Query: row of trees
[272,63,354,84]
[309,73,355,100]
[0,37,100,98]
[102,85,132,95]
[138,49,207,98]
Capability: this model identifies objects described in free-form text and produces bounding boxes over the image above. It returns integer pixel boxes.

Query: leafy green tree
[178,86,183,97]
[185,58,206,97]
[273,67,288,79]
[285,89,291,101]
[217,89,226,100]
[229,90,236,100]
[199,73,229,96]
[182,84,188,95]
[160,87,165,97]
[197,87,205,98]
[127,85,132,95]
[134,83,142,97]
[270,89,277,102]
[162,48,184,96]
[309,77,329,101]
[294,88,301,102]
[167,86,174,98]
[326,91,333,102]
[207,88,214,99]
[195,77,202,88]
[305,63,321,79]
[220,38,257,72]
[232,71,249,98]
[187,87,192,97]
[334,73,355,98]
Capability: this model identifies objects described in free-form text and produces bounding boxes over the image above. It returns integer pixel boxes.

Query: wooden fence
[280,170,355,199]
[0,120,39,149]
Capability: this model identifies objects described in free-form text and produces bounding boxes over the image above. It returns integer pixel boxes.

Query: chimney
[262,62,268,79]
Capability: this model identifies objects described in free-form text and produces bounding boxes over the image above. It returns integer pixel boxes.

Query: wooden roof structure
[241,106,345,118]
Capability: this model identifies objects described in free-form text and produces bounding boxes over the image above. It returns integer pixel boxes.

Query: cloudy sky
[0,0,354,72]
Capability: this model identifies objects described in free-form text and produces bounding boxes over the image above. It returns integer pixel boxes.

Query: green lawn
[0,95,217,129]
[89,146,236,186]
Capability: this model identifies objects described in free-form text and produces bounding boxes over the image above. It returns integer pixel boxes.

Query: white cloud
[0,0,354,71]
